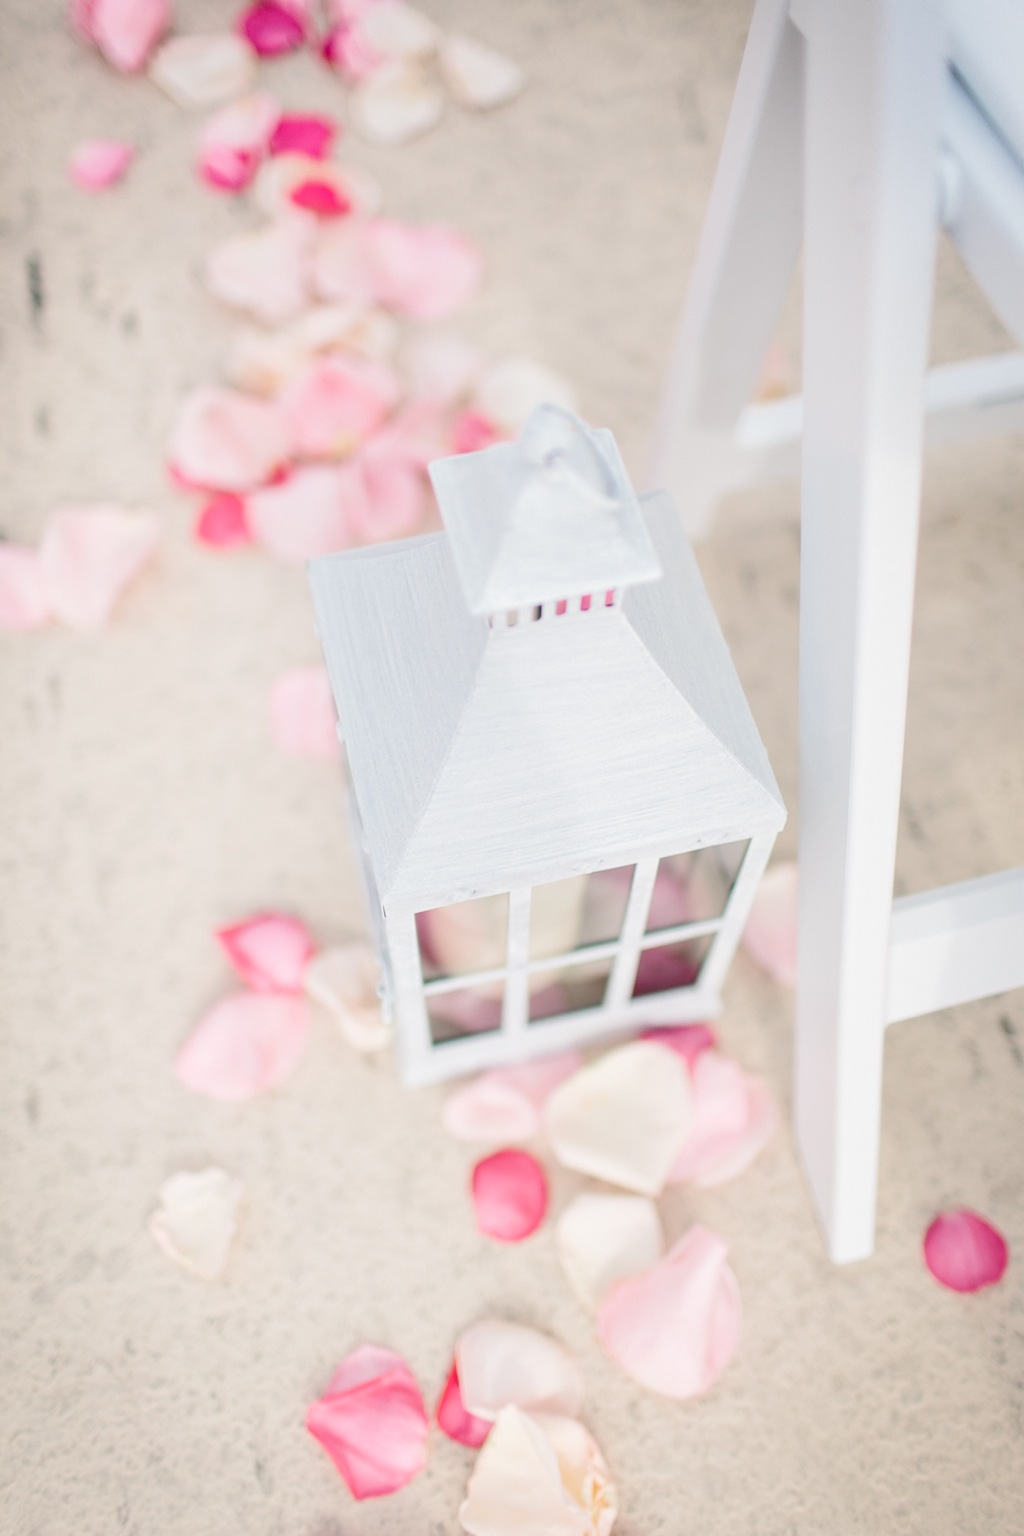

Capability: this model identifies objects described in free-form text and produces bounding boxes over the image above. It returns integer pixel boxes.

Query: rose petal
[401,330,484,404]
[364,218,481,319]
[254,154,380,221]
[543,1041,692,1196]
[39,505,160,630]
[247,464,355,562]
[194,492,252,548]
[555,1192,664,1313]
[442,1052,583,1143]
[169,386,289,493]
[87,0,169,72]
[639,1023,717,1067]
[667,1051,777,1187]
[473,356,578,434]
[742,861,798,986]
[451,408,501,454]
[360,0,438,58]
[307,1343,429,1500]
[278,355,399,460]
[205,215,314,325]
[455,1320,584,1423]
[322,18,383,82]
[215,912,315,993]
[269,664,339,758]
[342,441,425,544]
[436,1360,491,1449]
[197,92,280,192]
[175,991,311,1100]
[149,33,257,109]
[303,943,391,1053]
[350,61,444,146]
[69,138,134,190]
[238,1,305,56]
[597,1225,741,1399]
[923,1208,1009,1292]
[0,546,52,630]
[270,113,337,158]
[147,1167,243,1281]
[472,1149,548,1243]
[458,1406,617,1536]
[440,34,524,111]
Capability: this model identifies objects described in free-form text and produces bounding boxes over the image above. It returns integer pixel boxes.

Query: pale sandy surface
[2,3,1023,1533]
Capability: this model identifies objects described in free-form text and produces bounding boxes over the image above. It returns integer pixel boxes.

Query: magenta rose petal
[238,1,306,57]
[215,912,315,993]
[306,1343,429,1500]
[435,1360,491,1449]
[269,112,337,158]
[923,1209,1009,1292]
[472,1149,548,1243]
[175,992,311,1100]
[194,492,252,549]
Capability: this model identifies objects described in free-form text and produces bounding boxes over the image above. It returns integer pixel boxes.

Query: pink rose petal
[238,1,305,56]
[472,1149,548,1243]
[306,1343,428,1499]
[169,386,289,493]
[69,138,134,190]
[278,355,398,460]
[215,912,315,993]
[269,664,339,758]
[363,219,482,320]
[441,1052,583,1143]
[342,441,425,544]
[742,861,798,987]
[85,0,170,72]
[247,464,355,562]
[640,1023,717,1068]
[289,179,351,217]
[923,1209,1009,1293]
[175,991,311,1100]
[456,1321,585,1423]
[269,112,337,158]
[255,154,380,222]
[436,1360,491,1449]
[194,492,252,548]
[205,216,314,325]
[0,546,52,630]
[598,1224,741,1399]
[197,92,280,192]
[666,1051,777,1187]
[39,505,160,630]
[451,408,501,455]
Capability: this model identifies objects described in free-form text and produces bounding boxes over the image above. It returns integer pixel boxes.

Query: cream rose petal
[741,861,798,987]
[440,35,525,111]
[205,216,314,325]
[473,356,578,433]
[535,1414,618,1536]
[350,61,444,146]
[542,1041,692,1196]
[39,504,160,630]
[401,330,485,403]
[169,385,289,492]
[459,1406,615,1536]
[555,1192,664,1313]
[360,0,440,59]
[304,943,391,1053]
[148,1167,243,1281]
[455,1320,585,1423]
[149,33,257,109]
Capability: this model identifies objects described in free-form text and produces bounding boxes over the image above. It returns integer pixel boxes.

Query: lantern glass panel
[528,957,615,1022]
[528,865,634,961]
[645,840,749,933]
[632,934,713,996]
[415,893,509,980]
[427,982,505,1044]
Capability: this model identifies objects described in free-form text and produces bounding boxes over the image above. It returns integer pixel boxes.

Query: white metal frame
[651,0,1024,1262]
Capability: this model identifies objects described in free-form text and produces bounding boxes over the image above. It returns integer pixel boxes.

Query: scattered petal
[322,17,383,81]
[667,1051,777,1187]
[923,1209,1009,1292]
[401,330,484,404]
[556,1192,664,1313]
[169,386,290,492]
[278,355,399,460]
[440,34,524,111]
[473,356,578,433]
[342,439,425,543]
[451,408,501,454]
[366,218,481,318]
[238,0,305,56]
[742,861,797,986]
[442,1053,582,1143]
[304,943,391,1053]
[222,304,395,394]
[639,1022,717,1067]
[147,1167,243,1281]
[269,664,339,758]
[69,138,134,190]
[205,215,315,324]
[150,33,257,109]
[175,991,311,1100]
[360,0,439,59]
[197,92,280,192]
[456,1320,584,1422]
[543,1041,692,1196]
[459,1406,617,1536]
[247,464,354,561]
[306,1343,429,1499]
[269,112,337,158]
[254,152,380,220]
[194,492,252,548]
[0,546,51,630]
[597,1225,741,1399]
[472,1149,548,1243]
[215,911,315,993]
[39,505,160,629]
[436,1360,491,1449]
[350,61,444,146]
[86,0,170,72]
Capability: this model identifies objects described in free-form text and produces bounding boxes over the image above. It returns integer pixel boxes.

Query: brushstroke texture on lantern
[310,405,786,1083]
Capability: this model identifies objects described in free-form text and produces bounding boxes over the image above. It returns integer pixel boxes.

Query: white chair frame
[650,0,1024,1262]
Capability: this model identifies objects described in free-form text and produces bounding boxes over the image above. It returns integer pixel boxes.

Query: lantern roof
[428,405,662,614]
[310,488,785,909]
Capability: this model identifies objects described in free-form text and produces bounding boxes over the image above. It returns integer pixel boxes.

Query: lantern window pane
[632,934,713,997]
[415,893,509,981]
[528,866,634,961]
[645,840,750,933]
[427,982,505,1045]
[528,957,615,1022]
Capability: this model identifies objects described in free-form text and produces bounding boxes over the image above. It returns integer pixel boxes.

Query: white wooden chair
[650,0,1024,1262]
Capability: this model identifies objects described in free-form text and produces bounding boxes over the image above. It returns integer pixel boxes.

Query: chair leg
[795,0,948,1263]
[646,0,803,534]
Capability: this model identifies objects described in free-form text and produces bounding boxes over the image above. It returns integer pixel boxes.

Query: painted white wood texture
[886,868,1024,1025]
[949,0,1024,168]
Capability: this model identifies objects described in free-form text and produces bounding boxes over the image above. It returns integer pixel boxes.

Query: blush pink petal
[69,138,134,190]
[640,1023,717,1068]
[254,154,380,221]
[451,408,501,455]
[194,492,252,548]
[472,1149,548,1243]
[436,1360,491,1449]
[205,216,314,325]
[401,331,484,404]
[342,443,425,544]
[247,464,354,562]
[306,1343,428,1499]
[175,991,310,1100]
[197,92,280,192]
[88,0,170,72]
[238,1,306,56]
[0,546,52,630]
[666,1051,777,1187]
[169,386,289,493]
[742,861,798,987]
[269,664,339,758]
[270,112,337,158]
[363,219,482,320]
[443,1077,541,1144]
[598,1224,741,1399]
[39,505,160,630]
[215,911,315,993]
[455,1320,585,1423]
[923,1209,1009,1292]
[278,355,399,460]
